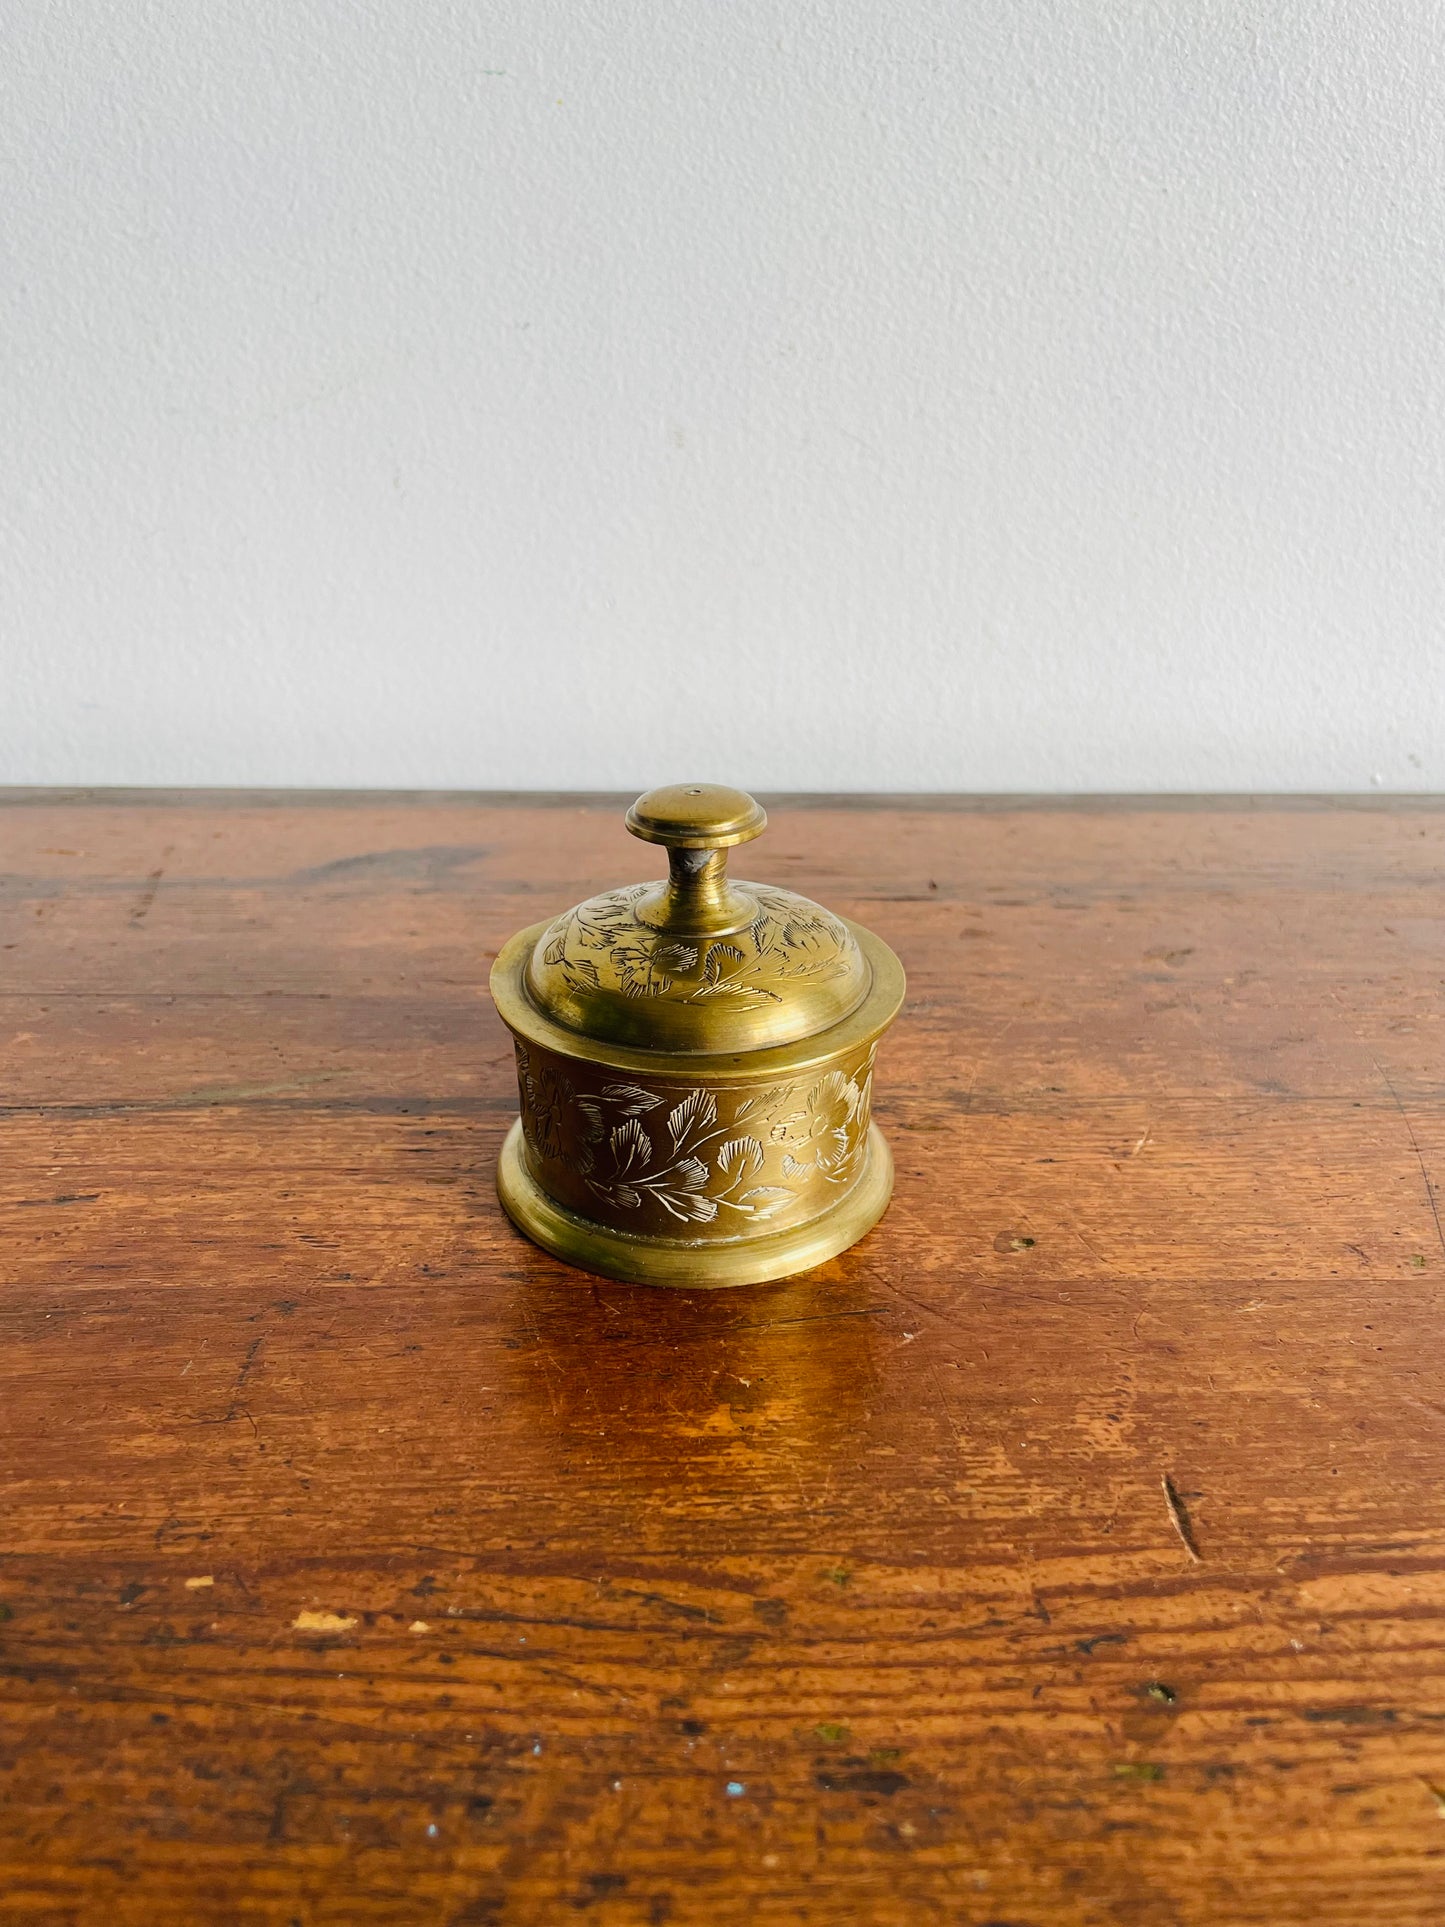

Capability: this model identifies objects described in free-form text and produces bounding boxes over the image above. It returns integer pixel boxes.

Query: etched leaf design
[666,1089,717,1154]
[816,1128,852,1175]
[652,942,699,976]
[589,1179,641,1209]
[738,1186,793,1220]
[672,1157,709,1192]
[612,940,671,998]
[650,1186,719,1223]
[809,1071,845,1112]
[599,1083,662,1114]
[746,1086,794,1121]
[703,942,746,985]
[717,1137,764,1185]
[692,978,782,1003]
[577,1098,606,1142]
[562,956,600,990]
[781,1153,811,1179]
[779,955,851,983]
[543,929,568,966]
[609,1116,651,1178]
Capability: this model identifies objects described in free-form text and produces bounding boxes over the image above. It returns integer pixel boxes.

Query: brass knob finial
[626,785,765,935]
[626,784,767,851]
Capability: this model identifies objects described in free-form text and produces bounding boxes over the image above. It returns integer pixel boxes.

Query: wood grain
[3,791,1445,1925]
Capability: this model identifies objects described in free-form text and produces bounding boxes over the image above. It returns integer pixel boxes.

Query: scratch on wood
[731,1306,887,1334]
[179,1074,343,1104]
[129,848,173,924]
[863,1266,962,1329]
[223,1336,264,1421]
[1161,1472,1202,1563]
[1376,1059,1445,1260]
[956,1016,1016,1114]
[1072,1225,1108,1265]
[926,1361,965,1454]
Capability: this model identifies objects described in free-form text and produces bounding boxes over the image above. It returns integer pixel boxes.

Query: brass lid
[522,783,872,1053]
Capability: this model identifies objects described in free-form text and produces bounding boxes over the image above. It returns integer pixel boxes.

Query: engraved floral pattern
[513,1043,877,1237]
[780,1067,874,1186]
[537,884,857,1008]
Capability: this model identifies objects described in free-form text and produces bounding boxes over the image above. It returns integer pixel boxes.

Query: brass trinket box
[490,785,905,1287]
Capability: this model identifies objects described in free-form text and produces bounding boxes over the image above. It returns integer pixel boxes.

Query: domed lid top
[624,782,767,849]
[523,785,872,1053]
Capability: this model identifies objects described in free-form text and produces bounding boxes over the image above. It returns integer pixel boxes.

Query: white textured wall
[4,1,1444,791]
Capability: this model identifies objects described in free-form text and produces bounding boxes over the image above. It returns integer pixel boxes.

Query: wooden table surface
[3,791,1445,1926]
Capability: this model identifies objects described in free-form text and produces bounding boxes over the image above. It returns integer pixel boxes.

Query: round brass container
[489,785,905,1288]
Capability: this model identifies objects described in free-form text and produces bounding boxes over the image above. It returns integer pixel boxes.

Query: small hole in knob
[685,787,702,795]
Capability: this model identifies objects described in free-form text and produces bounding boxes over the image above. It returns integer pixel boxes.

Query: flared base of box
[496,1117,894,1289]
